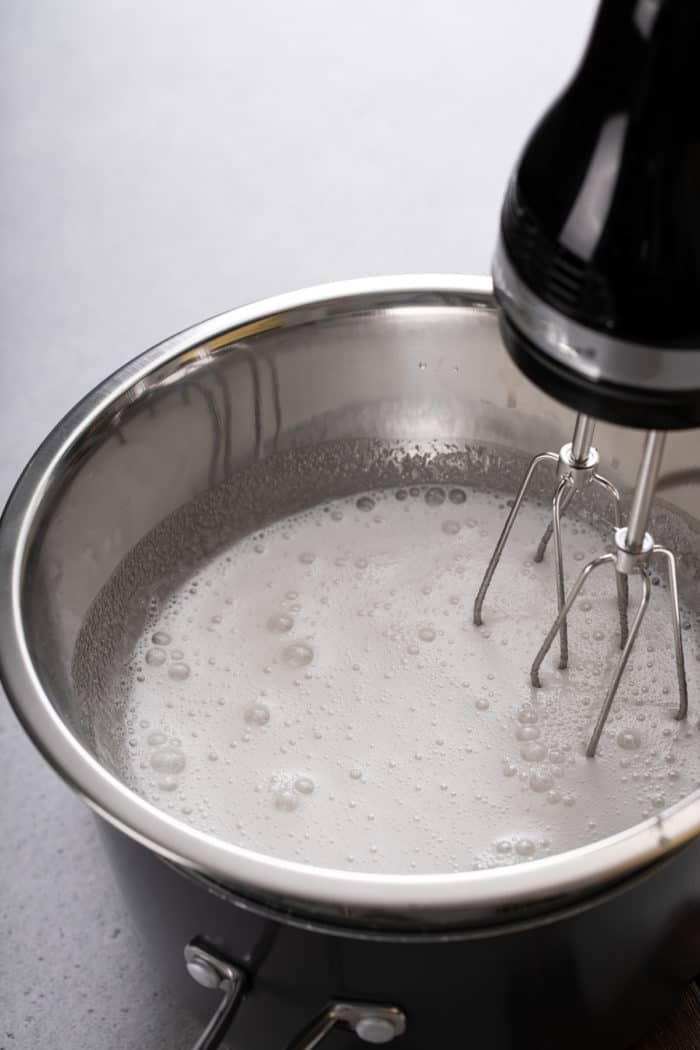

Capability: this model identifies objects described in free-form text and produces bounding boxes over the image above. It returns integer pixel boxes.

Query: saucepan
[2,277,700,1049]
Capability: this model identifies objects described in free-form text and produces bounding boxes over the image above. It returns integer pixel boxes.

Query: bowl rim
[2,273,699,922]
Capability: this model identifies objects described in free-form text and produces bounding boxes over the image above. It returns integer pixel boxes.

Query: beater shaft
[626,431,666,550]
[571,414,597,462]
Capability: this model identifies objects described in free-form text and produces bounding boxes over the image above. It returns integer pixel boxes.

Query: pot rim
[2,274,699,919]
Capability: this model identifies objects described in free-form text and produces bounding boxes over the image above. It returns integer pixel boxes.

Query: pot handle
[286,1001,407,1047]
[184,939,407,1048]
[184,939,247,1050]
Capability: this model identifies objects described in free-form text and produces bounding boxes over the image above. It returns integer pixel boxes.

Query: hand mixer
[475,0,700,755]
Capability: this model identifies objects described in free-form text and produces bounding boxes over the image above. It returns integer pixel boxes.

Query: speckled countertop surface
[12,3,689,1048]
[1,719,201,1046]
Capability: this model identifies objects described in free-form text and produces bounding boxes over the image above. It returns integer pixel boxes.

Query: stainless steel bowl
[2,275,700,926]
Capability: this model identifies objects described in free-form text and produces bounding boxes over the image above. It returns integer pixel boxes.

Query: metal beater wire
[472,450,558,627]
[530,430,689,757]
[473,413,628,668]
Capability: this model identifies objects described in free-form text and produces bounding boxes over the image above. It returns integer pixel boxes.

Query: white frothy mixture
[118,484,700,873]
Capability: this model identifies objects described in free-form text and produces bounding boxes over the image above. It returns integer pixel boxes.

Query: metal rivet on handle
[355,1015,399,1044]
[186,956,221,990]
[332,1002,406,1045]
[183,940,248,1050]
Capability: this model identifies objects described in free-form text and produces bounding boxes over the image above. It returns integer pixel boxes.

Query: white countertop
[0,1,597,1045]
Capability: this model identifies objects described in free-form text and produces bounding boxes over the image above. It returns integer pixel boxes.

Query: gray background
[1,2,596,1046]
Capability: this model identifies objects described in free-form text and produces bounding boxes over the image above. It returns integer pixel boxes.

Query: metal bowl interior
[2,275,700,926]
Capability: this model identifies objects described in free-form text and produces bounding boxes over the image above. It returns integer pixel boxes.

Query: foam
[106,483,700,874]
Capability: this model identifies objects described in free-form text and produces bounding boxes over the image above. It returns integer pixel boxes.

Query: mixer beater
[476,0,700,755]
[473,411,629,669]
[530,430,688,757]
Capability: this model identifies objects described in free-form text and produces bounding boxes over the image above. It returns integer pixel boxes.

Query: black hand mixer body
[476,0,698,755]
[495,0,700,429]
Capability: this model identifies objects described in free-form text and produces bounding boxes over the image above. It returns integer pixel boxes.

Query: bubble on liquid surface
[516,725,540,742]
[517,704,538,725]
[145,647,167,667]
[442,520,460,535]
[146,731,166,747]
[295,776,315,795]
[425,487,446,507]
[268,613,294,633]
[618,728,642,750]
[151,631,171,646]
[520,742,546,763]
[529,770,554,793]
[274,790,299,812]
[356,496,375,512]
[168,662,190,681]
[245,703,270,726]
[283,642,314,667]
[150,747,186,774]
[515,838,536,857]
[476,698,490,711]
[418,626,436,642]
[448,488,466,504]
